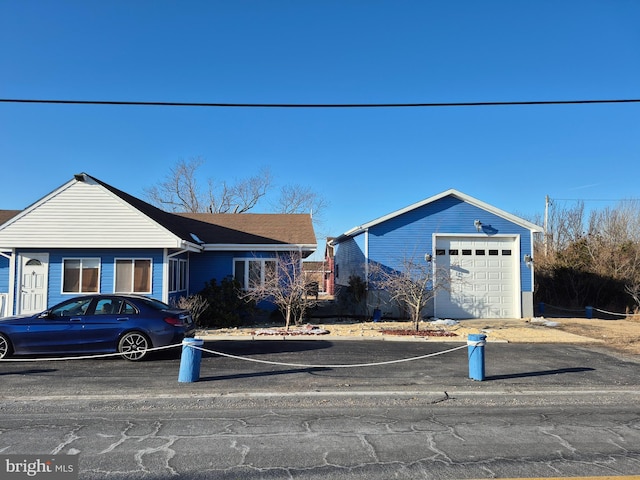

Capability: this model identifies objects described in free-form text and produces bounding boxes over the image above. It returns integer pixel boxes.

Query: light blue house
[331,189,543,319]
[0,173,316,317]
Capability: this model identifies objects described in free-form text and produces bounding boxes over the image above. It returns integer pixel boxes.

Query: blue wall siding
[334,236,366,286]
[16,248,165,308]
[188,250,278,294]
[337,196,535,292]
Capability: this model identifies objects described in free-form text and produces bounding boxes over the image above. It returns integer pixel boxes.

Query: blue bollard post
[586,306,593,319]
[538,302,545,315]
[178,337,204,383]
[467,333,487,381]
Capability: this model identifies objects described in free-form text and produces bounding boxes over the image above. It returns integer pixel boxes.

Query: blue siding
[16,248,165,308]
[334,236,366,286]
[335,196,536,294]
[188,250,278,294]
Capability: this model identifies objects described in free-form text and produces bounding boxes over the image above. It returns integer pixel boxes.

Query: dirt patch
[379,329,458,337]
[201,317,640,356]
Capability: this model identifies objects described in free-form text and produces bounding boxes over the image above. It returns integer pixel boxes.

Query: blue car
[0,294,196,361]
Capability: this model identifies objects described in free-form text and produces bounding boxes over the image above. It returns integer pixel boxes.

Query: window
[234,258,276,290]
[502,249,512,256]
[489,250,499,256]
[51,296,94,316]
[436,249,446,256]
[179,259,187,291]
[449,249,459,256]
[476,249,486,255]
[95,297,125,315]
[169,259,188,292]
[169,260,177,292]
[115,259,152,294]
[62,258,100,293]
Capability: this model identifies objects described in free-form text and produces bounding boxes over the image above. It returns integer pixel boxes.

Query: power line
[1,98,639,108]
[553,198,640,202]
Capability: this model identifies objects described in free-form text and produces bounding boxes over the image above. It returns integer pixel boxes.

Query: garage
[332,189,541,320]
[434,236,519,319]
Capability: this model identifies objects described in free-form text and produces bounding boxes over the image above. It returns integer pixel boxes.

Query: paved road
[1,340,639,479]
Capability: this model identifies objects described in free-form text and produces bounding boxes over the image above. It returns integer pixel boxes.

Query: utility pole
[544,195,550,257]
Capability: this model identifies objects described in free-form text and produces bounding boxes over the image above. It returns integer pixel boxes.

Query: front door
[20,253,49,315]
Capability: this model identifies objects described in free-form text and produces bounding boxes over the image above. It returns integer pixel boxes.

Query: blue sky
[2,1,639,253]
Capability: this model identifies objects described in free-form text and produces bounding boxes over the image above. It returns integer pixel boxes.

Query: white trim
[202,243,316,252]
[162,249,169,303]
[8,249,16,316]
[364,229,370,286]
[0,293,7,317]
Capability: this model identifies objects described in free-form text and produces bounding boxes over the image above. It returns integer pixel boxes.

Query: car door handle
[70,318,82,322]
[117,317,129,322]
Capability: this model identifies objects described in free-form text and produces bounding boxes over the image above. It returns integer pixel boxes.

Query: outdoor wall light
[524,254,533,267]
[474,219,483,232]
[424,253,433,262]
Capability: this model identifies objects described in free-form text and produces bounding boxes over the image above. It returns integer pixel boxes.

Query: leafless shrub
[177,294,209,326]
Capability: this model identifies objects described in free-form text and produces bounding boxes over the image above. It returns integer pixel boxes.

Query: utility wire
[1,98,639,108]
[552,198,640,202]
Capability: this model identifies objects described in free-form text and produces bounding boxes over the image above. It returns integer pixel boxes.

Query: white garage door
[434,237,519,319]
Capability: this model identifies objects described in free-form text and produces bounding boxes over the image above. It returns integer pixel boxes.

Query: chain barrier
[539,303,584,313]
[540,302,638,318]
[0,342,468,367]
[190,343,467,369]
[593,307,636,318]
[0,343,183,362]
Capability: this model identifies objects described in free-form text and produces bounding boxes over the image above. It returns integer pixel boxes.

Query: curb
[196,333,509,343]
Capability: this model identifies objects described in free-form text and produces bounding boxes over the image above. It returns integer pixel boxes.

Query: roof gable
[337,189,542,241]
[0,176,187,249]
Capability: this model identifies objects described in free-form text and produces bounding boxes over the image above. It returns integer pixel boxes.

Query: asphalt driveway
[1,340,638,401]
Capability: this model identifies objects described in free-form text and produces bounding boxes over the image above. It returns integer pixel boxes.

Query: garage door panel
[435,236,519,319]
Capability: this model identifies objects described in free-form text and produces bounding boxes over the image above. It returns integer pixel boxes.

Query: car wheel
[118,331,150,361]
[0,333,12,360]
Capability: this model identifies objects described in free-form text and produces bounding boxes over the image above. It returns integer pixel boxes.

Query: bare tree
[534,198,640,310]
[273,184,328,216]
[240,252,316,330]
[144,157,272,213]
[369,256,447,331]
[145,157,207,212]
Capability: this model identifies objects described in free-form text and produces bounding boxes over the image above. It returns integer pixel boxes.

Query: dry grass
[204,316,640,356]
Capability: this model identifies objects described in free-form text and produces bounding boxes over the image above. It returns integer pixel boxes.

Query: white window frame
[233,258,276,290]
[62,258,101,294]
[114,258,153,294]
